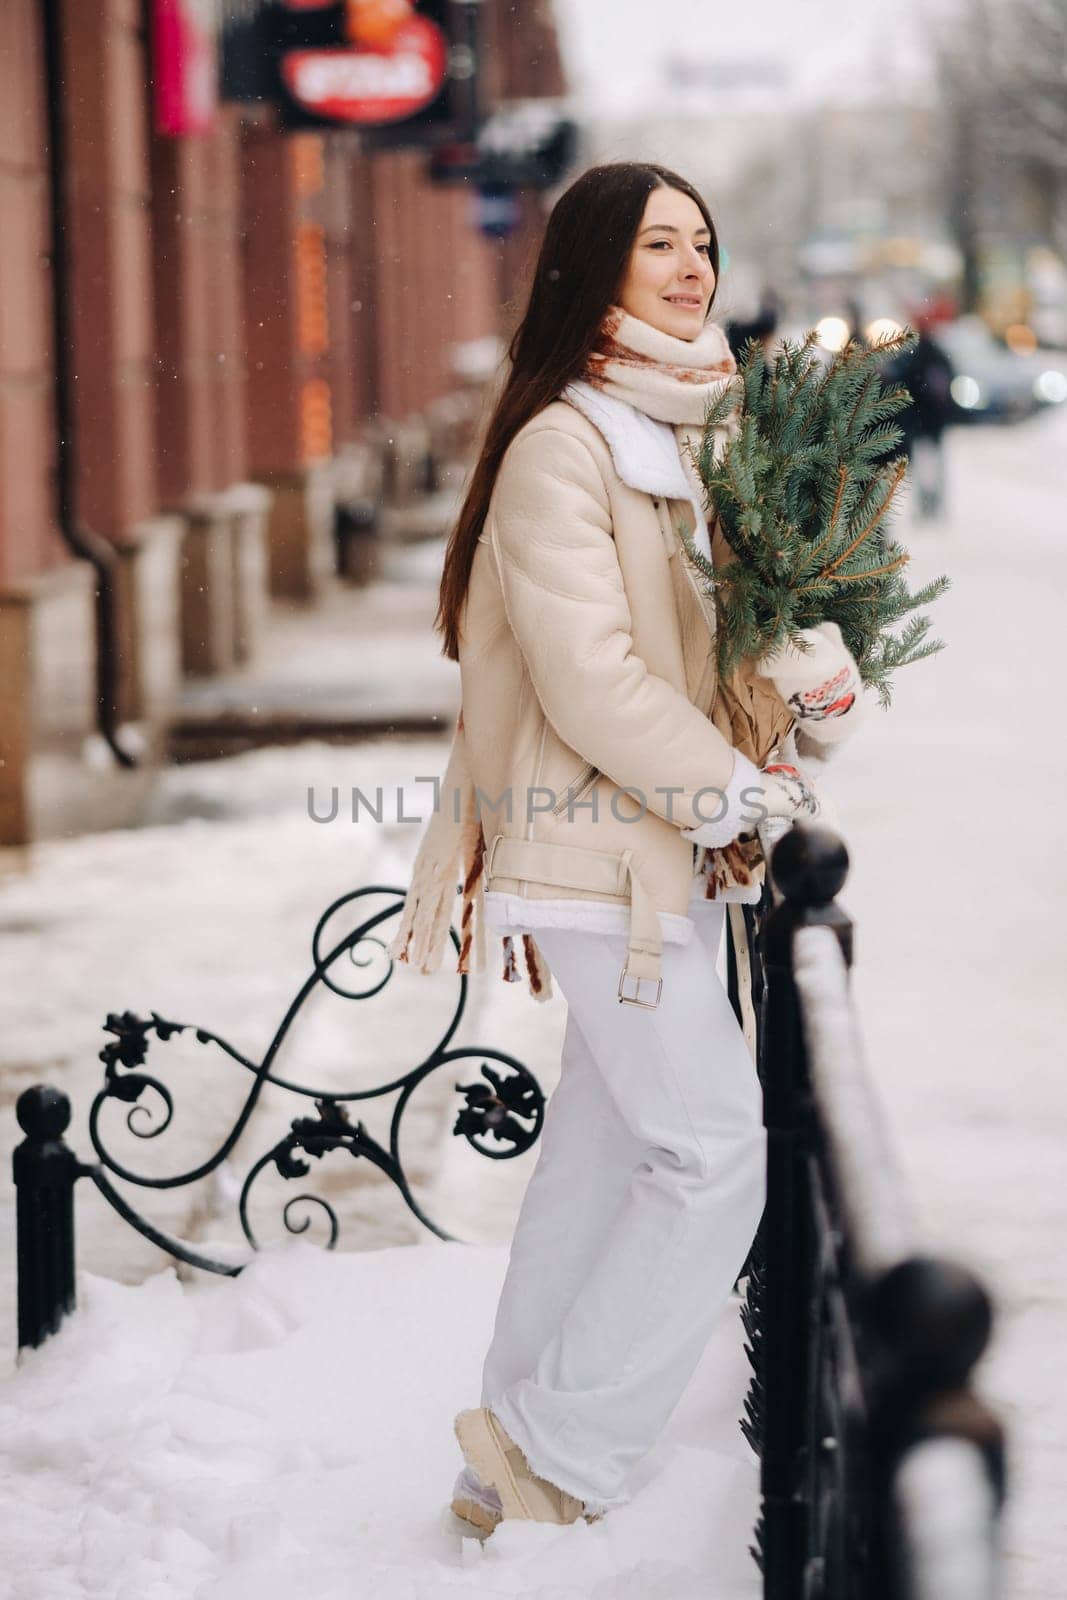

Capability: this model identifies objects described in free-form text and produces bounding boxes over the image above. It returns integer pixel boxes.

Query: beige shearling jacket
[455,388,789,1002]
[386,384,824,1032]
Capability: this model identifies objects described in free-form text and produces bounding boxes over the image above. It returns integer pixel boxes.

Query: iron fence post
[866,1256,1005,1600]
[760,825,852,1597]
[12,1086,85,1353]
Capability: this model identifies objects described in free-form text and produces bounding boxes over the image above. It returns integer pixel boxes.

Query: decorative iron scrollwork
[83,887,545,1271]
[454,1062,543,1158]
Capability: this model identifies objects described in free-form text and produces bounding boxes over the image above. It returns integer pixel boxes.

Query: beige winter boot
[449,1465,502,1535]
[453,1407,596,1525]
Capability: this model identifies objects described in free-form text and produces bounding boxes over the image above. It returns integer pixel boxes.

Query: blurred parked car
[935,316,1067,423]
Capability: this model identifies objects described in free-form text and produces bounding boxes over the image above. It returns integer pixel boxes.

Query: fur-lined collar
[561,380,711,561]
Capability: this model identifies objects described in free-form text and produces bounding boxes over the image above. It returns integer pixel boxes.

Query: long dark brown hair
[436,162,720,660]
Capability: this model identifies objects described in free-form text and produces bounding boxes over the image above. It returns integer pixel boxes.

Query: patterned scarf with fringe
[578,303,736,425]
[385,711,553,1002]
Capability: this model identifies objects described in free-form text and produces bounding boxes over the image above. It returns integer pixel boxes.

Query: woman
[387,163,864,1531]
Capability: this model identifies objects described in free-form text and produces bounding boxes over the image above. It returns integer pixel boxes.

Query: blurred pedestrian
[883,311,956,519]
[726,287,781,367]
[846,295,872,351]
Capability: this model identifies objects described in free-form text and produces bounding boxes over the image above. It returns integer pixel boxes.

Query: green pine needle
[690,326,950,701]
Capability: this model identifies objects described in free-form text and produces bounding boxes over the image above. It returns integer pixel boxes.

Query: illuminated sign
[273,0,450,133]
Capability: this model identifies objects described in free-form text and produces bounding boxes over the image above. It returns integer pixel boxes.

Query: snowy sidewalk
[2,406,1065,1596]
[1,1243,759,1600]
[172,540,460,760]
[0,736,761,1598]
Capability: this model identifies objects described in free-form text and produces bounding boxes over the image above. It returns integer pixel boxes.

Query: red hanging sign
[280,2,448,127]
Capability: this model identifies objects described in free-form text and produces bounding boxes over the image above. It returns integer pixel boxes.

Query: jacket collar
[561,381,711,561]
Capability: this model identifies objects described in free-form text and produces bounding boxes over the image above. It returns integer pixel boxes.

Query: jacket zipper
[551,760,599,815]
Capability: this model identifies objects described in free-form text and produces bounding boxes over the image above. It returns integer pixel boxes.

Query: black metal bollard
[12,1085,86,1352]
[758,824,852,1598]
[867,1256,1005,1600]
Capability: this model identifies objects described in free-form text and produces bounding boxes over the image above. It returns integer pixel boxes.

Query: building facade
[0,0,568,846]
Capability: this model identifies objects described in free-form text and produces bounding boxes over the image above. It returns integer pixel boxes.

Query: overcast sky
[551,0,941,112]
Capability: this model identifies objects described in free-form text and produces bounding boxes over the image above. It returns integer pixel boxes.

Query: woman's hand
[756,621,864,747]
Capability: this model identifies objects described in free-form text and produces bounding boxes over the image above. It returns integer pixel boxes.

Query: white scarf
[566,306,740,562]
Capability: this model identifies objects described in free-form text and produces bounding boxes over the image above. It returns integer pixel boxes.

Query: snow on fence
[747,825,1005,1599]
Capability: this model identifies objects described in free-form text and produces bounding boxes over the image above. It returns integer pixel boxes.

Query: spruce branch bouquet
[683,328,950,762]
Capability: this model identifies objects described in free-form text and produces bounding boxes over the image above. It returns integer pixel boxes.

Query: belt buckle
[617,967,663,1008]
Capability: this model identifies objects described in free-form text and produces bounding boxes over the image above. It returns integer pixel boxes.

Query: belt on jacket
[485,833,664,1007]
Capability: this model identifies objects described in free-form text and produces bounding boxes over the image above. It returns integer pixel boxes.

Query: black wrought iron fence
[11,836,1007,1598]
[12,885,545,1352]
[742,825,1005,1600]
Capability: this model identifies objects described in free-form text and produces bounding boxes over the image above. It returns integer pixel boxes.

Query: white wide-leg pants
[479,898,767,1515]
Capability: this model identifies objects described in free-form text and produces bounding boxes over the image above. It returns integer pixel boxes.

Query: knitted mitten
[759,761,822,823]
[756,622,864,747]
[680,748,823,849]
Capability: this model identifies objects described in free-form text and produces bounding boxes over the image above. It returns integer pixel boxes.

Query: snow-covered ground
[0,738,761,1597]
[1,1245,758,1600]
[1,405,1065,1596]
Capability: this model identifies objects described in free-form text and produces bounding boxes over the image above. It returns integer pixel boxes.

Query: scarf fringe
[521,932,553,1002]
[700,834,766,902]
[386,714,552,1002]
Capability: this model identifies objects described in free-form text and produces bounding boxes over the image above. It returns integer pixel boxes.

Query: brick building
[0,0,569,845]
